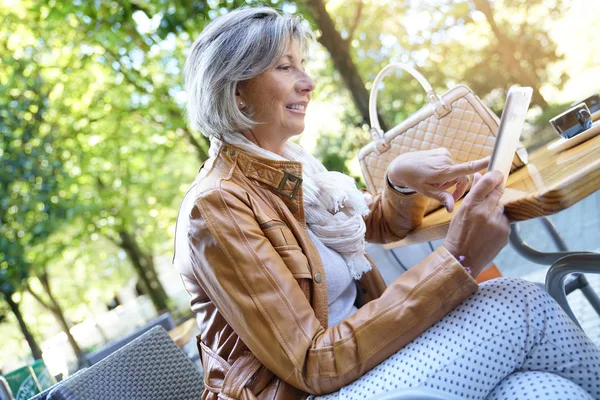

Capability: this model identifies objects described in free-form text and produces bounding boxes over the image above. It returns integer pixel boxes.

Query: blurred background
[1,0,599,383]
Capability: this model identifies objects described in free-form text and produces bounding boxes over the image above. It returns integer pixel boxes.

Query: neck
[242,130,288,156]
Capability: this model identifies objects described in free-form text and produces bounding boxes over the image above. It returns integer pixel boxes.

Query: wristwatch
[386,177,417,195]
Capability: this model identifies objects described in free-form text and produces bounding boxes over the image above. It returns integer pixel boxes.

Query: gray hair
[184,7,314,139]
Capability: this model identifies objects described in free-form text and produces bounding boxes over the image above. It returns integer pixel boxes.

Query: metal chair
[83,312,176,366]
[509,217,600,328]
[42,326,203,400]
[0,377,13,400]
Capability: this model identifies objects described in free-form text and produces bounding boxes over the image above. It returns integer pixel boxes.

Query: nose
[297,70,315,94]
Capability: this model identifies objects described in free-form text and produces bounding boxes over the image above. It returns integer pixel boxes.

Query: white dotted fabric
[487,371,594,399]
[312,278,600,400]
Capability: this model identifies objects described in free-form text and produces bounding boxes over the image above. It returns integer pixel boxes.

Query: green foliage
[403,0,569,110]
[0,36,73,297]
[16,0,200,261]
[0,0,201,362]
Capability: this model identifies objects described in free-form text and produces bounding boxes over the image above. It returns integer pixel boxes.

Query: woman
[174,7,600,400]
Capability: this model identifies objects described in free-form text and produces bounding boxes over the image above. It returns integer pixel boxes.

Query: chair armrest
[508,223,593,265]
[545,253,600,328]
[0,376,14,400]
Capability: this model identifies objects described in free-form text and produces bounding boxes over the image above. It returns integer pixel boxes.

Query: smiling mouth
[286,103,307,114]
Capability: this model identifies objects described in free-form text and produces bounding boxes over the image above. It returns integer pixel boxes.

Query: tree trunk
[472,0,548,108]
[2,291,43,360]
[118,229,170,312]
[303,0,389,131]
[181,127,208,162]
[36,272,86,364]
[168,109,209,162]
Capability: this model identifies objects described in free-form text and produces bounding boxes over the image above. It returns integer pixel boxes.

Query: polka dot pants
[312,278,600,399]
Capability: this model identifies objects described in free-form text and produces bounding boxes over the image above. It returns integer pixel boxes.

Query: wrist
[443,244,475,277]
[386,162,409,188]
[457,255,473,276]
[386,175,416,194]
[442,241,459,259]
[387,172,405,187]
[388,181,417,194]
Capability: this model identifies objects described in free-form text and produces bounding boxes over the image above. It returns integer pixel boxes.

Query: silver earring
[238,100,245,108]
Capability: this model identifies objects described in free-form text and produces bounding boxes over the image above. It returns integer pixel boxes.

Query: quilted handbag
[358,63,527,214]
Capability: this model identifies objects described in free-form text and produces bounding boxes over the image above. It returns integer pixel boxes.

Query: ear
[235,83,248,110]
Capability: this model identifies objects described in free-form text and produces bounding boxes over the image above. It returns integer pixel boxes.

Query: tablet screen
[488,87,532,184]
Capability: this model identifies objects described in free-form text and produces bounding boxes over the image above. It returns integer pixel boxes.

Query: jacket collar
[217,143,304,201]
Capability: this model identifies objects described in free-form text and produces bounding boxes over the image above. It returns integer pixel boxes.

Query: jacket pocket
[260,220,298,247]
[277,245,312,279]
[260,220,312,301]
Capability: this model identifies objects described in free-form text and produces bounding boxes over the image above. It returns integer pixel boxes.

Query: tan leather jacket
[174,144,478,399]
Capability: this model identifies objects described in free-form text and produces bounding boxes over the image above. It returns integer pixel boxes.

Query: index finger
[448,157,490,178]
[466,170,504,202]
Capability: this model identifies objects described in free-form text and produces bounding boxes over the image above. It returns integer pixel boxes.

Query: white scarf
[208,134,372,279]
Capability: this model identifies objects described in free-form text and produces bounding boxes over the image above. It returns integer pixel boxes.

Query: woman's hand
[387,149,489,212]
[443,170,510,277]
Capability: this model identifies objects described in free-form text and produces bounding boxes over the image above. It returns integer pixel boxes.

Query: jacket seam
[236,168,288,217]
[384,187,425,239]
[199,343,230,370]
[308,258,448,354]
[197,186,312,369]
[306,259,467,377]
[306,271,441,360]
[268,191,328,324]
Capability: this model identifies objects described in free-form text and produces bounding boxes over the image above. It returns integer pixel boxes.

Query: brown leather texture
[174,144,479,399]
[359,85,527,214]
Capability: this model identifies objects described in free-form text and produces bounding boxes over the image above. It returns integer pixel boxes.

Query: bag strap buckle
[370,127,384,142]
[427,90,452,118]
[370,127,390,154]
[277,171,303,200]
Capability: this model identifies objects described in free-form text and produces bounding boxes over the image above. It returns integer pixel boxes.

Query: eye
[278,65,292,71]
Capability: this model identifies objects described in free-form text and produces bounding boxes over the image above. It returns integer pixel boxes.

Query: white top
[307,228,358,326]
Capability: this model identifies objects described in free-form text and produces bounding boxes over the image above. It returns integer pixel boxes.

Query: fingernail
[444,202,449,212]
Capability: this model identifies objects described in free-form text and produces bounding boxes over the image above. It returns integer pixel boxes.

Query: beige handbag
[358,63,527,214]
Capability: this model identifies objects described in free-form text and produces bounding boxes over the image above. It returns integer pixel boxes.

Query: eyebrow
[282,54,306,63]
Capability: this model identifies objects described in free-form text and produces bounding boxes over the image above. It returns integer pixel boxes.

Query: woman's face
[237,39,315,151]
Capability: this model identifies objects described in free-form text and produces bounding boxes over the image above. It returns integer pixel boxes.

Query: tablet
[488,86,533,184]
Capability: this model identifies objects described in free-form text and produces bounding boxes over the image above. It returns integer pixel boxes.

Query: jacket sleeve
[189,184,478,395]
[364,175,428,244]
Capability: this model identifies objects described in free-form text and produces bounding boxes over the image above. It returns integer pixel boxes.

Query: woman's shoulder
[183,154,285,227]
[184,167,254,218]
[174,176,252,265]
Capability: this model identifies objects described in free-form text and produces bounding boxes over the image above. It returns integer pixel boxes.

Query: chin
[285,125,305,137]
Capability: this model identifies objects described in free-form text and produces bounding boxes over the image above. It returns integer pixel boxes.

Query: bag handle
[369,63,452,141]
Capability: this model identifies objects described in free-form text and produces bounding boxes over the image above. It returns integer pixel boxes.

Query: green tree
[0,44,70,361]
[405,0,568,111]
[22,0,204,312]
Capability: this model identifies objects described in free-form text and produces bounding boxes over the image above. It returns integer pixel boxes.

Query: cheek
[245,75,291,121]
[256,93,285,121]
